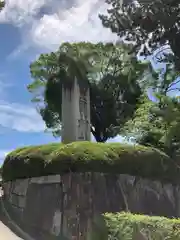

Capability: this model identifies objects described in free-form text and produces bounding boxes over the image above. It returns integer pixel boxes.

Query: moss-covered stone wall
[2,142,179,183]
[3,142,180,239]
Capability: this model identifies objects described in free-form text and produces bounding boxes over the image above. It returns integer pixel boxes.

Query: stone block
[12,179,29,196]
[30,174,61,184]
[18,196,26,209]
[51,210,62,236]
[3,182,12,198]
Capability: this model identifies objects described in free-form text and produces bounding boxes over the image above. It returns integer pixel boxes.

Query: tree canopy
[28,42,148,142]
[99,0,180,154]
[122,63,180,158]
[99,0,180,70]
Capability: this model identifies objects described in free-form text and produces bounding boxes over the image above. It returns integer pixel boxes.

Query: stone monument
[61,78,91,143]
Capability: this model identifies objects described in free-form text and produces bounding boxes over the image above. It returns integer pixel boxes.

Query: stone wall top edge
[3,173,178,187]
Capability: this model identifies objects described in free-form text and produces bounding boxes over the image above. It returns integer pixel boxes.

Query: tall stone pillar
[61,78,91,143]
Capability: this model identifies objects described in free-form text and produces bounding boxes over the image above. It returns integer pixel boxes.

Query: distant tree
[122,95,166,149]
[28,42,148,142]
[0,1,4,10]
[99,0,180,70]
[122,64,180,157]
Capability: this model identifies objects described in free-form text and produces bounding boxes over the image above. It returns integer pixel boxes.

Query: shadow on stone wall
[3,173,180,239]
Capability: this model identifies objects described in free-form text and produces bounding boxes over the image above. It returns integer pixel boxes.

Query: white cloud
[6,44,30,61]
[30,0,117,50]
[0,0,51,26]
[0,0,118,136]
[0,101,45,132]
[0,76,44,133]
[0,74,13,99]
[0,0,117,55]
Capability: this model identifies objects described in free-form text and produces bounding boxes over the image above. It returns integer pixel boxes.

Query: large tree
[28,42,147,142]
[99,0,180,69]
[122,64,180,157]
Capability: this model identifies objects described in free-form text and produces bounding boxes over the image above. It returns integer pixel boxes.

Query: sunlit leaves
[123,63,180,157]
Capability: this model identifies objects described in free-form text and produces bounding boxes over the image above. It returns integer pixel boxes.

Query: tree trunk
[93,133,107,143]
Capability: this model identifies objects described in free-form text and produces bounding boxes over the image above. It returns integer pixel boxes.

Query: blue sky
[0,0,123,164]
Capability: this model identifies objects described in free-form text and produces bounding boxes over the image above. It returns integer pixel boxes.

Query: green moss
[2,142,179,182]
[8,143,63,157]
[102,212,180,239]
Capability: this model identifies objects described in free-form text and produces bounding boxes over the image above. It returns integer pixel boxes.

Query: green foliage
[28,42,148,142]
[3,142,179,184]
[153,94,180,157]
[0,1,4,10]
[99,0,180,70]
[123,94,180,157]
[61,212,180,239]
[122,95,166,150]
[103,212,180,239]
[143,63,180,95]
[122,62,180,158]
